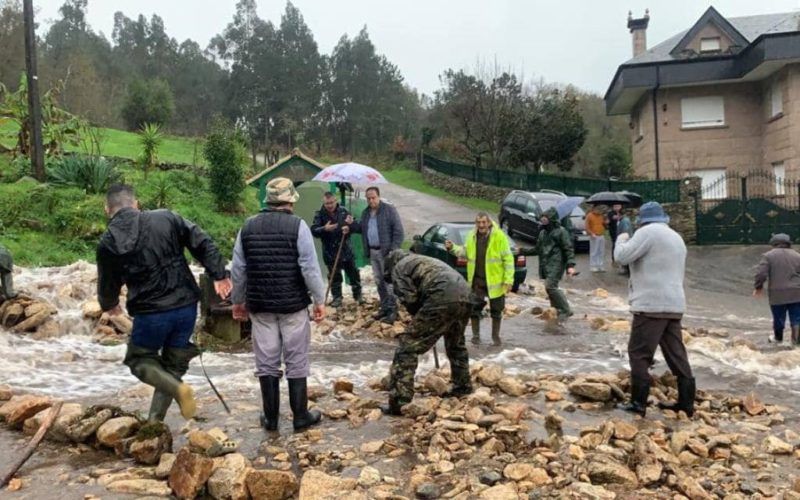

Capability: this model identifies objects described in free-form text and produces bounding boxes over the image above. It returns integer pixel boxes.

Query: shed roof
[246,148,326,186]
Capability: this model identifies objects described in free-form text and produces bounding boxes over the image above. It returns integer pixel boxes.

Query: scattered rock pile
[81,299,132,344]
[0,294,59,339]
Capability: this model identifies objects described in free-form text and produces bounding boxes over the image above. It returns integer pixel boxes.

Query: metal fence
[423,154,682,203]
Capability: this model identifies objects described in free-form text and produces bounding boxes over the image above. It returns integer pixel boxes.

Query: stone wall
[421,165,702,244]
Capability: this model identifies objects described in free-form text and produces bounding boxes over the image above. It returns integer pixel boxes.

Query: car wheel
[501,219,513,237]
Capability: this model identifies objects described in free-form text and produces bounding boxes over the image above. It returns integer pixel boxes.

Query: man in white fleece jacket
[614,201,695,417]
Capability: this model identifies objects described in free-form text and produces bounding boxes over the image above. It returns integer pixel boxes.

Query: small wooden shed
[246,148,325,209]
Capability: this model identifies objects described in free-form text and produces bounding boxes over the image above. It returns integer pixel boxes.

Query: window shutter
[681,96,725,128]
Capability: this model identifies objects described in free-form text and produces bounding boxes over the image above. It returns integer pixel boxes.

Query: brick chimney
[627,9,650,57]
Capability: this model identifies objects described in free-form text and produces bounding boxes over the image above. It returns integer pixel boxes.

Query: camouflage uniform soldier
[380,250,473,415]
[0,243,17,300]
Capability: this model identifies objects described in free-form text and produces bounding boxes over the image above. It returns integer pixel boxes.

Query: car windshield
[538,199,558,212]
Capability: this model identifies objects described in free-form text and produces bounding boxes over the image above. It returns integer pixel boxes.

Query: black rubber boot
[792,325,800,346]
[380,397,403,416]
[443,385,473,398]
[288,378,321,431]
[491,318,502,346]
[381,310,398,324]
[124,344,196,420]
[618,377,649,417]
[259,376,280,431]
[329,296,343,308]
[658,377,696,417]
[470,318,481,344]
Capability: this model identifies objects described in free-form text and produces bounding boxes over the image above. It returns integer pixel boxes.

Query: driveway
[380,182,479,239]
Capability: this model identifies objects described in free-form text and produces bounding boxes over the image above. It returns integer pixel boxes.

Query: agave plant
[47,156,121,194]
[138,122,163,179]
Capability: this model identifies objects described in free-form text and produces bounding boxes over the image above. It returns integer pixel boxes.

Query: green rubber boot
[124,344,196,420]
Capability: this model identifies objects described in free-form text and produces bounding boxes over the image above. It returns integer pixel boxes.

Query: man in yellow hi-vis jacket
[446,212,514,345]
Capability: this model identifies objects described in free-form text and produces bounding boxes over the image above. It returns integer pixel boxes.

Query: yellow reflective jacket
[450,223,514,299]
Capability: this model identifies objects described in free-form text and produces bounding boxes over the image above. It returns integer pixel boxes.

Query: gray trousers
[0,270,15,300]
[370,249,396,312]
[251,309,311,379]
[589,235,605,269]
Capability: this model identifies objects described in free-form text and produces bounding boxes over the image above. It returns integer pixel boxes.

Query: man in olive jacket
[380,250,472,415]
[517,208,577,321]
[97,184,232,422]
[0,243,17,300]
[754,233,800,346]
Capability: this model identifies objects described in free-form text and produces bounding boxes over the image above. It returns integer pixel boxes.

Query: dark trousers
[389,302,471,406]
[471,283,504,320]
[770,302,800,341]
[130,302,198,350]
[628,314,693,381]
[328,259,362,299]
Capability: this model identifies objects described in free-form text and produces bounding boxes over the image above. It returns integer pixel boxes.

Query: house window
[700,37,721,52]
[681,96,725,128]
[692,168,727,199]
[771,81,783,117]
[773,161,785,196]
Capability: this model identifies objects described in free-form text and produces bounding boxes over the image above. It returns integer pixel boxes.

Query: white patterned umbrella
[311,162,388,185]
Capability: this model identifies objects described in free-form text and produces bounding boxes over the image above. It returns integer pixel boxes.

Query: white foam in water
[687,336,800,383]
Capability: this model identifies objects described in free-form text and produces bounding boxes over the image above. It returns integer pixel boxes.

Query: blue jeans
[131,303,198,350]
[770,302,800,341]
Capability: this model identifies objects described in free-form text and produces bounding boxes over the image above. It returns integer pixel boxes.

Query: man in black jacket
[96,184,231,422]
[361,186,404,323]
[311,192,363,307]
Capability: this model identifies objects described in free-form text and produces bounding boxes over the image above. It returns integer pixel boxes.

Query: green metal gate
[695,170,800,244]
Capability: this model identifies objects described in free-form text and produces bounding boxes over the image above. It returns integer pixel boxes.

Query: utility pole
[23,0,45,181]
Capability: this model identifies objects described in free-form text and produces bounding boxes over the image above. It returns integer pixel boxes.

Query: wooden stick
[324,233,347,304]
[1,400,63,487]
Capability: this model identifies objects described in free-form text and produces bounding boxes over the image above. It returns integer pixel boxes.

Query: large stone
[82,300,103,319]
[588,459,638,487]
[108,314,133,334]
[743,392,765,416]
[670,430,692,455]
[497,376,526,397]
[478,482,517,499]
[636,463,662,485]
[612,420,638,441]
[568,381,612,402]
[677,476,713,500]
[299,470,357,500]
[1,302,24,326]
[402,397,438,417]
[65,408,113,443]
[13,308,54,332]
[0,395,52,428]
[360,440,384,454]
[246,469,299,500]
[567,482,617,499]
[97,416,140,448]
[494,402,527,423]
[763,435,793,454]
[423,374,449,396]
[0,384,12,400]
[130,424,173,465]
[155,453,176,479]
[357,466,381,487]
[187,429,217,454]
[477,364,504,387]
[503,462,536,481]
[106,479,172,497]
[333,378,354,394]
[207,453,250,500]
[168,448,214,500]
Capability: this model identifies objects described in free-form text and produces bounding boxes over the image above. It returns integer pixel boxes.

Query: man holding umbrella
[311,192,363,307]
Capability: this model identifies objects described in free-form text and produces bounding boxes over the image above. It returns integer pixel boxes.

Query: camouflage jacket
[389,253,471,315]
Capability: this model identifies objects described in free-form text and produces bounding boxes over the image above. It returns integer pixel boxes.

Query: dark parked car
[410,222,528,290]
[498,190,589,252]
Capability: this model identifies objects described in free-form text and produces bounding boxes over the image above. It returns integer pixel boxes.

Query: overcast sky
[32,0,800,96]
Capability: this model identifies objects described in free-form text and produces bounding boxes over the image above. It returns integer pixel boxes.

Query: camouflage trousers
[389,301,471,406]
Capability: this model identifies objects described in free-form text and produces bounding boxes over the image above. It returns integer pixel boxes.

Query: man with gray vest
[614,201,695,418]
[231,177,326,432]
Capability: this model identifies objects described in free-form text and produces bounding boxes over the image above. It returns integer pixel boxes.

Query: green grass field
[0,121,204,166]
[381,166,497,213]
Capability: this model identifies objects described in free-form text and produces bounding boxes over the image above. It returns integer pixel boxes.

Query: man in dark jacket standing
[361,186,404,323]
[754,233,800,346]
[380,250,472,415]
[517,208,577,322]
[231,177,326,432]
[311,192,363,307]
[96,184,231,422]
